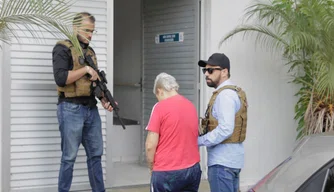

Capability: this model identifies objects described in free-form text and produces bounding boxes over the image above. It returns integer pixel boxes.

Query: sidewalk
[102,180,210,192]
[81,180,250,192]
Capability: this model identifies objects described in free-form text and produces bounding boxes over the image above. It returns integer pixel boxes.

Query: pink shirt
[146,94,200,171]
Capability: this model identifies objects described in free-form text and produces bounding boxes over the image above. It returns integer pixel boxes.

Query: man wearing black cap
[197,53,248,192]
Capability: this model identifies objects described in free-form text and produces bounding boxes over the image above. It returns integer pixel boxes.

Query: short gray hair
[153,72,179,94]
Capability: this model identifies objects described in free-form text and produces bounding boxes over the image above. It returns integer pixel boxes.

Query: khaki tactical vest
[200,85,248,144]
[56,40,98,97]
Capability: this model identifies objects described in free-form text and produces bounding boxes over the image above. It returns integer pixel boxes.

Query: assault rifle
[80,55,126,130]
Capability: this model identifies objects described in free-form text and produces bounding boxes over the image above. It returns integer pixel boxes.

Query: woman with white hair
[145,72,202,192]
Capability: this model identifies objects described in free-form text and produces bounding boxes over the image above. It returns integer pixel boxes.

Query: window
[323,166,334,192]
[297,158,334,192]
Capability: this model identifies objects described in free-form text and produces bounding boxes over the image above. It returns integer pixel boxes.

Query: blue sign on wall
[155,32,184,44]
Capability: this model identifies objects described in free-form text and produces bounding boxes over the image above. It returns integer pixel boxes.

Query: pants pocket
[63,102,81,112]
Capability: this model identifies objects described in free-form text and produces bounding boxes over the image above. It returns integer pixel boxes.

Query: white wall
[114,0,142,121]
[0,41,11,192]
[200,0,299,187]
[0,41,3,191]
[111,124,142,163]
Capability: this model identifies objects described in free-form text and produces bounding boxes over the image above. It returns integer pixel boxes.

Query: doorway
[113,0,200,187]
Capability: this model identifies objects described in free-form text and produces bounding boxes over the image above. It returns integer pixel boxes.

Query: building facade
[0,0,298,191]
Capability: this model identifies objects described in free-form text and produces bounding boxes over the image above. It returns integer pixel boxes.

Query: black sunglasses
[202,67,223,74]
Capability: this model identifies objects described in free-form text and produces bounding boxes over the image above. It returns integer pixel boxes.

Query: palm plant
[219,0,334,139]
[0,0,83,55]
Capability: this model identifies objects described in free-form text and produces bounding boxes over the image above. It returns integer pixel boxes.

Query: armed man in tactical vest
[198,53,248,192]
[52,12,113,192]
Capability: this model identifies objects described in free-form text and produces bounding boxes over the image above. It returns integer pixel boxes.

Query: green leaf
[219,0,334,140]
[0,0,83,56]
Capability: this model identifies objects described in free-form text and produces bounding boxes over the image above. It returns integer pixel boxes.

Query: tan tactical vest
[56,40,98,97]
[200,85,248,144]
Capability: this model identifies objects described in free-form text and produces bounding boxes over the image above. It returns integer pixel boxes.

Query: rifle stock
[84,55,126,130]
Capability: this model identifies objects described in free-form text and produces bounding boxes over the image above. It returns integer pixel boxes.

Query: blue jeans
[150,162,202,192]
[208,165,241,192]
[57,102,105,192]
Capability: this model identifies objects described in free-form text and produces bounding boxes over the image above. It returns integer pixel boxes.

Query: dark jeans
[208,164,241,192]
[150,162,202,192]
[57,102,105,192]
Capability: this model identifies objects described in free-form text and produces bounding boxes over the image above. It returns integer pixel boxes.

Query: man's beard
[77,35,90,43]
[206,78,217,88]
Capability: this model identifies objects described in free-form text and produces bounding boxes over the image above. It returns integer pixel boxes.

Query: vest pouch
[240,112,247,119]
[239,115,246,142]
[75,78,92,96]
[58,84,77,97]
[234,115,243,127]
[207,119,218,131]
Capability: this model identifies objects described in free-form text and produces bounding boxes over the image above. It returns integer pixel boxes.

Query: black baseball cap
[198,53,230,71]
